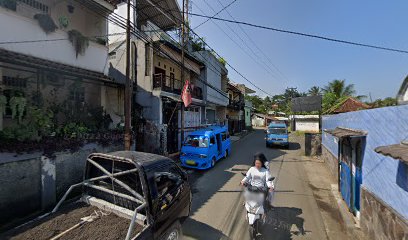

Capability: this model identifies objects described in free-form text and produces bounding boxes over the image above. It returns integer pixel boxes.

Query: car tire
[211,157,216,168]
[162,221,183,240]
[266,143,269,148]
[224,150,229,158]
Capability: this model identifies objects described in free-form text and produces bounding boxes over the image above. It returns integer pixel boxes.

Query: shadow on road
[182,130,288,238]
[183,218,230,240]
[262,207,307,239]
[186,130,287,214]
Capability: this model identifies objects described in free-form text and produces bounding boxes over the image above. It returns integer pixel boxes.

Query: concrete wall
[0,143,122,228]
[322,145,339,181]
[322,105,408,220]
[361,187,408,240]
[0,4,110,74]
[295,119,319,132]
[195,50,228,107]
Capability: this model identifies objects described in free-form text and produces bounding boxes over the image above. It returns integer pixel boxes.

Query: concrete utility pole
[180,0,188,150]
[124,0,132,150]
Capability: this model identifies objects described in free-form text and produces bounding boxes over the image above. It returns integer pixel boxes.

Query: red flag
[181,80,192,107]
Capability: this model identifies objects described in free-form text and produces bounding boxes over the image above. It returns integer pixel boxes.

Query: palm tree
[323,79,356,98]
[308,86,321,96]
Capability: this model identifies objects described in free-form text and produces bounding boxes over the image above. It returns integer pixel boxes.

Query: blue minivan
[180,126,231,170]
[265,121,289,148]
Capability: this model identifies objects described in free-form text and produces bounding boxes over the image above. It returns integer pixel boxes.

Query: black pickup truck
[2,151,192,240]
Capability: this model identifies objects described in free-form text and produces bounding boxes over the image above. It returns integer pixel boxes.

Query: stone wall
[0,143,122,229]
[305,133,321,156]
[322,145,338,181]
[361,187,408,240]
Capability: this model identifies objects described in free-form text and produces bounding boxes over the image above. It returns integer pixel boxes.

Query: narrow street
[182,130,337,240]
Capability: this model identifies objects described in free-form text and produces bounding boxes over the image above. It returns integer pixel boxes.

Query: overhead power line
[193,0,238,30]
[214,0,291,84]
[189,12,408,55]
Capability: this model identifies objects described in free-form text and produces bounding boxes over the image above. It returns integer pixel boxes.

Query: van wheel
[211,157,216,168]
[162,221,183,240]
[224,150,229,158]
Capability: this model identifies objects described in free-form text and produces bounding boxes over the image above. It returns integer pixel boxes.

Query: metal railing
[153,73,203,100]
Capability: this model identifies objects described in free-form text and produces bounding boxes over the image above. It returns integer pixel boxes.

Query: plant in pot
[9,92,26,123]
[58,16,69,29]
[68,29,89,58]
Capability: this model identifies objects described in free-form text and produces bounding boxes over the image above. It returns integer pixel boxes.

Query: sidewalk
[292,134,366,240]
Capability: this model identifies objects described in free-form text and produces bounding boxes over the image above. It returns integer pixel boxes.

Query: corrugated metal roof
[137,0,182,31]
[375,142,408,164]
[324,127,367,138]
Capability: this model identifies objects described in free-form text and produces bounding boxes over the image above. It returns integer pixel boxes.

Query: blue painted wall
[322,105,408,219]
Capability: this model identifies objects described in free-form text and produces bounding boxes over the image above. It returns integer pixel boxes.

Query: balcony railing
[153,73,203,100]
[228,99,244,110]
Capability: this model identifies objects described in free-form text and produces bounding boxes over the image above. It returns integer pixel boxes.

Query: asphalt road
[182,130,328,240]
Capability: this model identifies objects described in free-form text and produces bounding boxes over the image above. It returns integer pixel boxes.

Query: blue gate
[340,161,352,209]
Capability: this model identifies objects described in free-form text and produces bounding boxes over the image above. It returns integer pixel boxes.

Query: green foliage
[369,97,397,108]
[1,107,54,141]
[34,14,58,33]
[218,57,226,66]
[10,95,26,123]
[190,36,205,52]
[0,95,6,114]
[29,107,54,138]
[308,86,321,96]
[323,79,356,99]
[58,16,69,29]
[61,122,88,138]
[68,30,89,58]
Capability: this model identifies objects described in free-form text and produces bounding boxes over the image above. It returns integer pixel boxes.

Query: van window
[184,135,208,148]
[210,136,215,145]
[267,128,287,135]
[221,132,227,141]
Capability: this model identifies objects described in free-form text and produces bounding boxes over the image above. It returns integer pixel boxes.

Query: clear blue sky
[177,0,408,100]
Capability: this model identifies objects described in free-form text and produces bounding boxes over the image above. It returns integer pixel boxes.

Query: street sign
[291,96,322,112]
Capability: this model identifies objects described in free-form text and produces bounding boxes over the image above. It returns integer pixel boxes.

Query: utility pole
[124,0,132,150]
[180,0,188,150]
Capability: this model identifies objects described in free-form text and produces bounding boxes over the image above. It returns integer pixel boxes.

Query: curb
[330,184,356,230]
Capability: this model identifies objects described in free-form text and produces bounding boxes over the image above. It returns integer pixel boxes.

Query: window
[145,44,150,76]
[267,128,286,135]
[155,164,183,203]
[210,136,215,145]
[221,132,227,141]
[184,135,208,148]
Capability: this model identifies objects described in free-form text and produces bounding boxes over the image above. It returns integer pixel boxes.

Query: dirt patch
[2,202,143,240]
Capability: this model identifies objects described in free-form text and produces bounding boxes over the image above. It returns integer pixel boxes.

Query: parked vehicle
[241,172,275,239]
[180,126,231,170]
[265,121,289,149]
[2,151,192,240]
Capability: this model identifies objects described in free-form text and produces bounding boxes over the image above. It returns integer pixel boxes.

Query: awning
[324,127,367,138]
[375,142,408,164]
[137,0,182,31]
[0,49,121,85]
